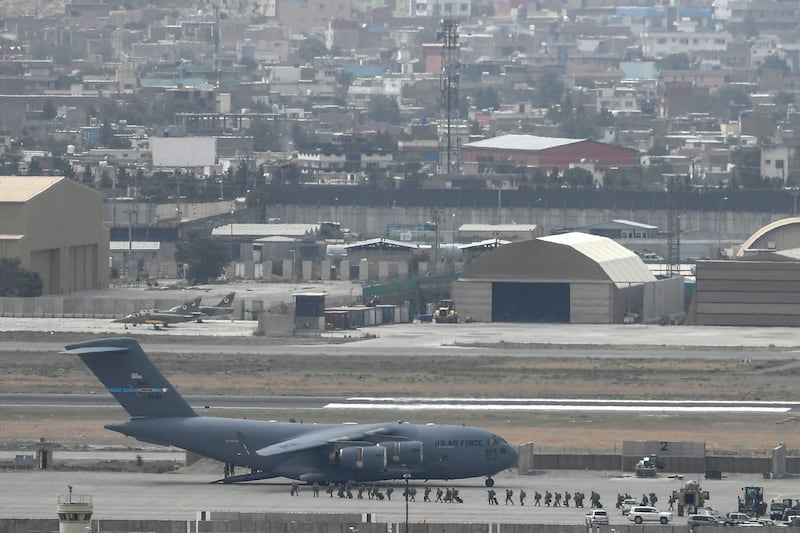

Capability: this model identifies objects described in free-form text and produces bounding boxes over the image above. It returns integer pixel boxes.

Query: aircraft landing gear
[485,478,495,487]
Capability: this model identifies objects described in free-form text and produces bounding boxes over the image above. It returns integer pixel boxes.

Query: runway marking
[324,398,793,413]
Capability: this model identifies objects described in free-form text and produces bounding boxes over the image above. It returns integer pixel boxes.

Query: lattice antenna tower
[666,176,682,277]
[438,19,460,175]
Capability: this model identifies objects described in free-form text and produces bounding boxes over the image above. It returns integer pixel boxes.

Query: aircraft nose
[505,443,519,468]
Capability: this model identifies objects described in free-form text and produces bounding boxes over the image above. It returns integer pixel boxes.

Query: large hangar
[453,232,658,324]
[695,217,800,326]
[0,176,108,294]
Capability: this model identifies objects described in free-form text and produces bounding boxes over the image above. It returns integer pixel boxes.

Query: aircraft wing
[255,422,401,458]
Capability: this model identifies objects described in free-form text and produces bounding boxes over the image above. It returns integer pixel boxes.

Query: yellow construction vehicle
[434,299,458,323]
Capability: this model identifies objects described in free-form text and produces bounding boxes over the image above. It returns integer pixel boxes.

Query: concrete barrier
[0,517,794,533]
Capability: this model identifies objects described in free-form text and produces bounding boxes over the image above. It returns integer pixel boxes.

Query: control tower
[57,486,93,533]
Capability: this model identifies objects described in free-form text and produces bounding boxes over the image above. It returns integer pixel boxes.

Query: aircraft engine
[379,441,424,464]
[339,446,387,471]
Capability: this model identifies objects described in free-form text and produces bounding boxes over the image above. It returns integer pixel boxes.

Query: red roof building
[462,134,640,170]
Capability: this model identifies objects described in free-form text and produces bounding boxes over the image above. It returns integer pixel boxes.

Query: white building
[409,0,470,18]
[640,30,730,58]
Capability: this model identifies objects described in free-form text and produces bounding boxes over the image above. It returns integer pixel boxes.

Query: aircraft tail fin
[216,292,235,307]
[64,337,197,419]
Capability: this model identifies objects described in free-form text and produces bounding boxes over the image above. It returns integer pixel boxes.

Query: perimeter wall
[0,518,789,533]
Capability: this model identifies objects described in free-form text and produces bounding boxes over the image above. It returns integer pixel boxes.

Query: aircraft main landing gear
[485,478,495,487]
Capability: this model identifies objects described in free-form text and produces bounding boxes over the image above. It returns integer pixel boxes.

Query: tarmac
[0,467,793,525]
[3,304,800,524]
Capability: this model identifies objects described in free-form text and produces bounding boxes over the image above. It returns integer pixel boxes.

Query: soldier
[357,484,365,499]
[534,491,542,506]
[488,489,497,505]
[290,482,299,496]
[436,487,444,503]
[616,494,624,509]
[641,493,649,506]
[668,493,676,511]
[452,488,462,503]
[564,491,571,508]
[505,488,514,505]
[545,490,552,507]
[410,487,417,502]
[337,484,345,498]
[574,492,584,508]
[554,492,561,507]
[312,482,320,497]
[649,493,658,506]
[444,488,453,503]
[326,482,335,498]
[424,486,432,502]
[520,489,527,506]
[386,486,394,501]
[591,491,602,509]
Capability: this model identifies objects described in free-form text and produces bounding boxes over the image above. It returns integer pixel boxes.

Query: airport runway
[1,393,798,414]
[0,468,791,524]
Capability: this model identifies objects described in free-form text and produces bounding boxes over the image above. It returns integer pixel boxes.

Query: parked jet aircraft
[113,297,203,329]
[198,292,236,317]
[64,337,518,485]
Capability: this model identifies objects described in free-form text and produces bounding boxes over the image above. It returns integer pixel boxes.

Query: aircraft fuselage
[106,416,516,482]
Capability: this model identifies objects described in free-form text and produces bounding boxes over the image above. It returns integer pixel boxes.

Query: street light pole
[403,472,410,533]
[717,196,728,257]
[289,249,295,282]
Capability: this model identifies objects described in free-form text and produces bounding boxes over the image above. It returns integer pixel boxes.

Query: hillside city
[2,0,800,297]
[0,0,797,199]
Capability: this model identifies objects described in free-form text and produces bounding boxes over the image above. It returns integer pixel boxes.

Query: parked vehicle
[687,514,724,529]
[622,498,640,515]
[628,506,672,524]
[726,512,753,525]
[770,502,787,521]
[586,510,610,526]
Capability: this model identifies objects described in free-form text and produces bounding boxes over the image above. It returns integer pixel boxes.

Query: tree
[367,95,401,124]
[656,53,690,71]
[42,100,57,120]
[174,231,229,284]
[535,70,564,107]
[563,167,594,189]
[0,258,43,296]
[250,118,280,152]
[296,37,329,63]
[473,87,499,111]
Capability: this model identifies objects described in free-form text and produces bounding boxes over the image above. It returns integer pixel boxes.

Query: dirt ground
[2,334,799,455]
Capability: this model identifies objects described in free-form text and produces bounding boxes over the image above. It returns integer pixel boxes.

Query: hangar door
[491,282,570,322]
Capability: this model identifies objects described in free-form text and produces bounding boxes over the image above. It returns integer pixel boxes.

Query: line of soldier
[486,489,600,508]
[290,482,464,503]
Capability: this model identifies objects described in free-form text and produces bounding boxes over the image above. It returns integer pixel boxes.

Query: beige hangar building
[452,232,684,324]
[0,176,109,294]
[694,217,800,326]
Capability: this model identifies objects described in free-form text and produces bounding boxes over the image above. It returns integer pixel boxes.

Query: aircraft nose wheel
[485,478,495,487]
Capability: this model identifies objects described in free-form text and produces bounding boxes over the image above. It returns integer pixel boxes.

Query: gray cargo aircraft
[64,337,518,485]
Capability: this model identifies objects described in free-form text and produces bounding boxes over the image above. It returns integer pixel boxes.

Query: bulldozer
[738,486,767,518]
[434,299,458,323]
